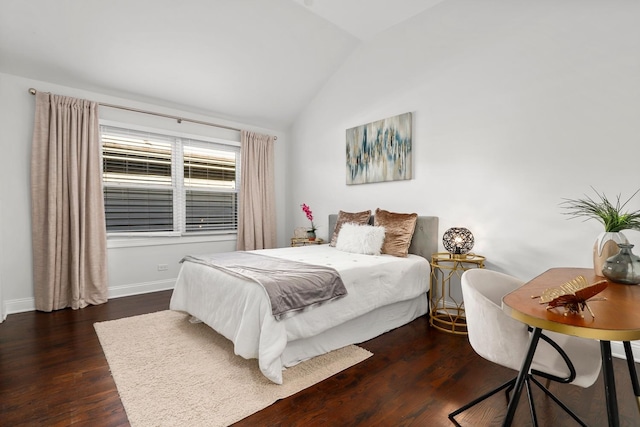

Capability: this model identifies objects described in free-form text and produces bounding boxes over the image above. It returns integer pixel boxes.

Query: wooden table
[502,267,640,427]
[290,237,324,247]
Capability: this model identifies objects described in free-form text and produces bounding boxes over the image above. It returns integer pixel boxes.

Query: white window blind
[101,125,239,235]
[183,140,238,232]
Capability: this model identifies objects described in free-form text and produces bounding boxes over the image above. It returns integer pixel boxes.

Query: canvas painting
[345,112,412,185]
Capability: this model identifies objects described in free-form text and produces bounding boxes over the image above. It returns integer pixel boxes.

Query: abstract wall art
[345,112,412,185]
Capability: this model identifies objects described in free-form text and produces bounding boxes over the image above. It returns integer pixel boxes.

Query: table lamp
[443,227,474,258]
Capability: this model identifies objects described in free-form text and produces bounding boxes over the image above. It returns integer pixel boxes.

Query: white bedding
[169,244,429,384]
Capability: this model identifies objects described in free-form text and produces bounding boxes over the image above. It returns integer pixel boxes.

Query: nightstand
[429,252,485,335]
[290,237,324,247]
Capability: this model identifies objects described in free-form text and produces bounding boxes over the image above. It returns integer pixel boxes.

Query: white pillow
[335,223,386,256]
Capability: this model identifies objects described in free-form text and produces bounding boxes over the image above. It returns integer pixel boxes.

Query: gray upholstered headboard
[328,214,439,261]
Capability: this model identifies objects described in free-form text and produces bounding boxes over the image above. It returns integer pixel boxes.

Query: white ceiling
[292,0,445,41]
[0,0,444,129]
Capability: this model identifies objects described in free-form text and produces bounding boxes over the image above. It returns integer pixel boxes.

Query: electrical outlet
[157,264,169,271]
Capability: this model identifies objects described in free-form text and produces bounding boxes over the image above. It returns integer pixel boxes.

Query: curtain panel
[237,130,276,250]
[31,92,108,311]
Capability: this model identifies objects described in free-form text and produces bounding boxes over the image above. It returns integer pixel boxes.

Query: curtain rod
[28,88,277,140]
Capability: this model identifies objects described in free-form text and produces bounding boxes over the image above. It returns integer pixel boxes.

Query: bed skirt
[282,293,427,367]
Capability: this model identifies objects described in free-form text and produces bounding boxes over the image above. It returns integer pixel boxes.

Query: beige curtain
[237,130,276,250]
[31,92,108,311]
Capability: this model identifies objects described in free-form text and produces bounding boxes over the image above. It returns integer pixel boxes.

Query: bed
[169,212,438,384]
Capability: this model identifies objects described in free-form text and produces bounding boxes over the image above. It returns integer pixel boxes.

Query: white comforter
[169,245,429,384]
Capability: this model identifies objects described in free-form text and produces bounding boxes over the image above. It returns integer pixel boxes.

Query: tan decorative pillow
[374,208,418,257]
[330,210,372,247]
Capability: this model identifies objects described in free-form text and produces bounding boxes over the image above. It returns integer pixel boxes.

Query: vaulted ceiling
[0,0,444,129]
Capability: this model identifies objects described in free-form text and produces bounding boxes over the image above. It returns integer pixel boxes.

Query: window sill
[106,232,237,249]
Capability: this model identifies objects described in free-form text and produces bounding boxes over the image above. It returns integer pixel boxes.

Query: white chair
[449,269,602,426]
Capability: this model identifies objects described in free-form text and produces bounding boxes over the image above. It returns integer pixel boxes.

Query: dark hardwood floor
[1,291,639,426]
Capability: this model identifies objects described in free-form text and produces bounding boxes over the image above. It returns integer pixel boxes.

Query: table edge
[502,303,640,341]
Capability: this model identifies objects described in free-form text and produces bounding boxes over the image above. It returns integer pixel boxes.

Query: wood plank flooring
[1,291,638,426]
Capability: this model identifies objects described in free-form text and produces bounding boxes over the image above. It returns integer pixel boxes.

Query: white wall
[0,72,290,318]
[289,0,640,282]
[288,0,640,359]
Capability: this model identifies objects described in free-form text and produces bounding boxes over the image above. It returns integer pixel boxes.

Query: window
[101,125,240,235]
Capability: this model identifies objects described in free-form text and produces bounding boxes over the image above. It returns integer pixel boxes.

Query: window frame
[100,120,241,243]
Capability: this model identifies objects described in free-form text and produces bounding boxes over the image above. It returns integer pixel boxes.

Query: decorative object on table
[593,232,629,276]
[345,112,412,185]
[301,203,317,240]
[442,227,474,258]
[293,227,308,238]
[602,243,640,285]
[538,275,608,318]
[560,187,640,276]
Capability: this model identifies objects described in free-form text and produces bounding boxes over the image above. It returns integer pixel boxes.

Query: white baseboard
[107,278,175,299]
[2,279,176,318]
[4,297,35,317]
[611,341,640,363]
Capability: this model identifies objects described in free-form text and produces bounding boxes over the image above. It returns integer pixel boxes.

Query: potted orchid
[301,203,317,240]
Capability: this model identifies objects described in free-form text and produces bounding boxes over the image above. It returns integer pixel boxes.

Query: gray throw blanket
[181,252,347,320]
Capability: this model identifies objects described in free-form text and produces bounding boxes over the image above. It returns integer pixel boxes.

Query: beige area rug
[94,310,372,427]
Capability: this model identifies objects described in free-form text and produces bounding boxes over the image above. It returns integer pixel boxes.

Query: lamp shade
[443,227,474,255]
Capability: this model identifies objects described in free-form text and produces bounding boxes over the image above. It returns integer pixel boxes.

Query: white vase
[593,231,628,276]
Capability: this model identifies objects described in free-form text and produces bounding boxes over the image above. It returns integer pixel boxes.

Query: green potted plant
[561,188,640,276]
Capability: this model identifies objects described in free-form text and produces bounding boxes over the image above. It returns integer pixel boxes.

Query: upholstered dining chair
[449,269,602,426]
